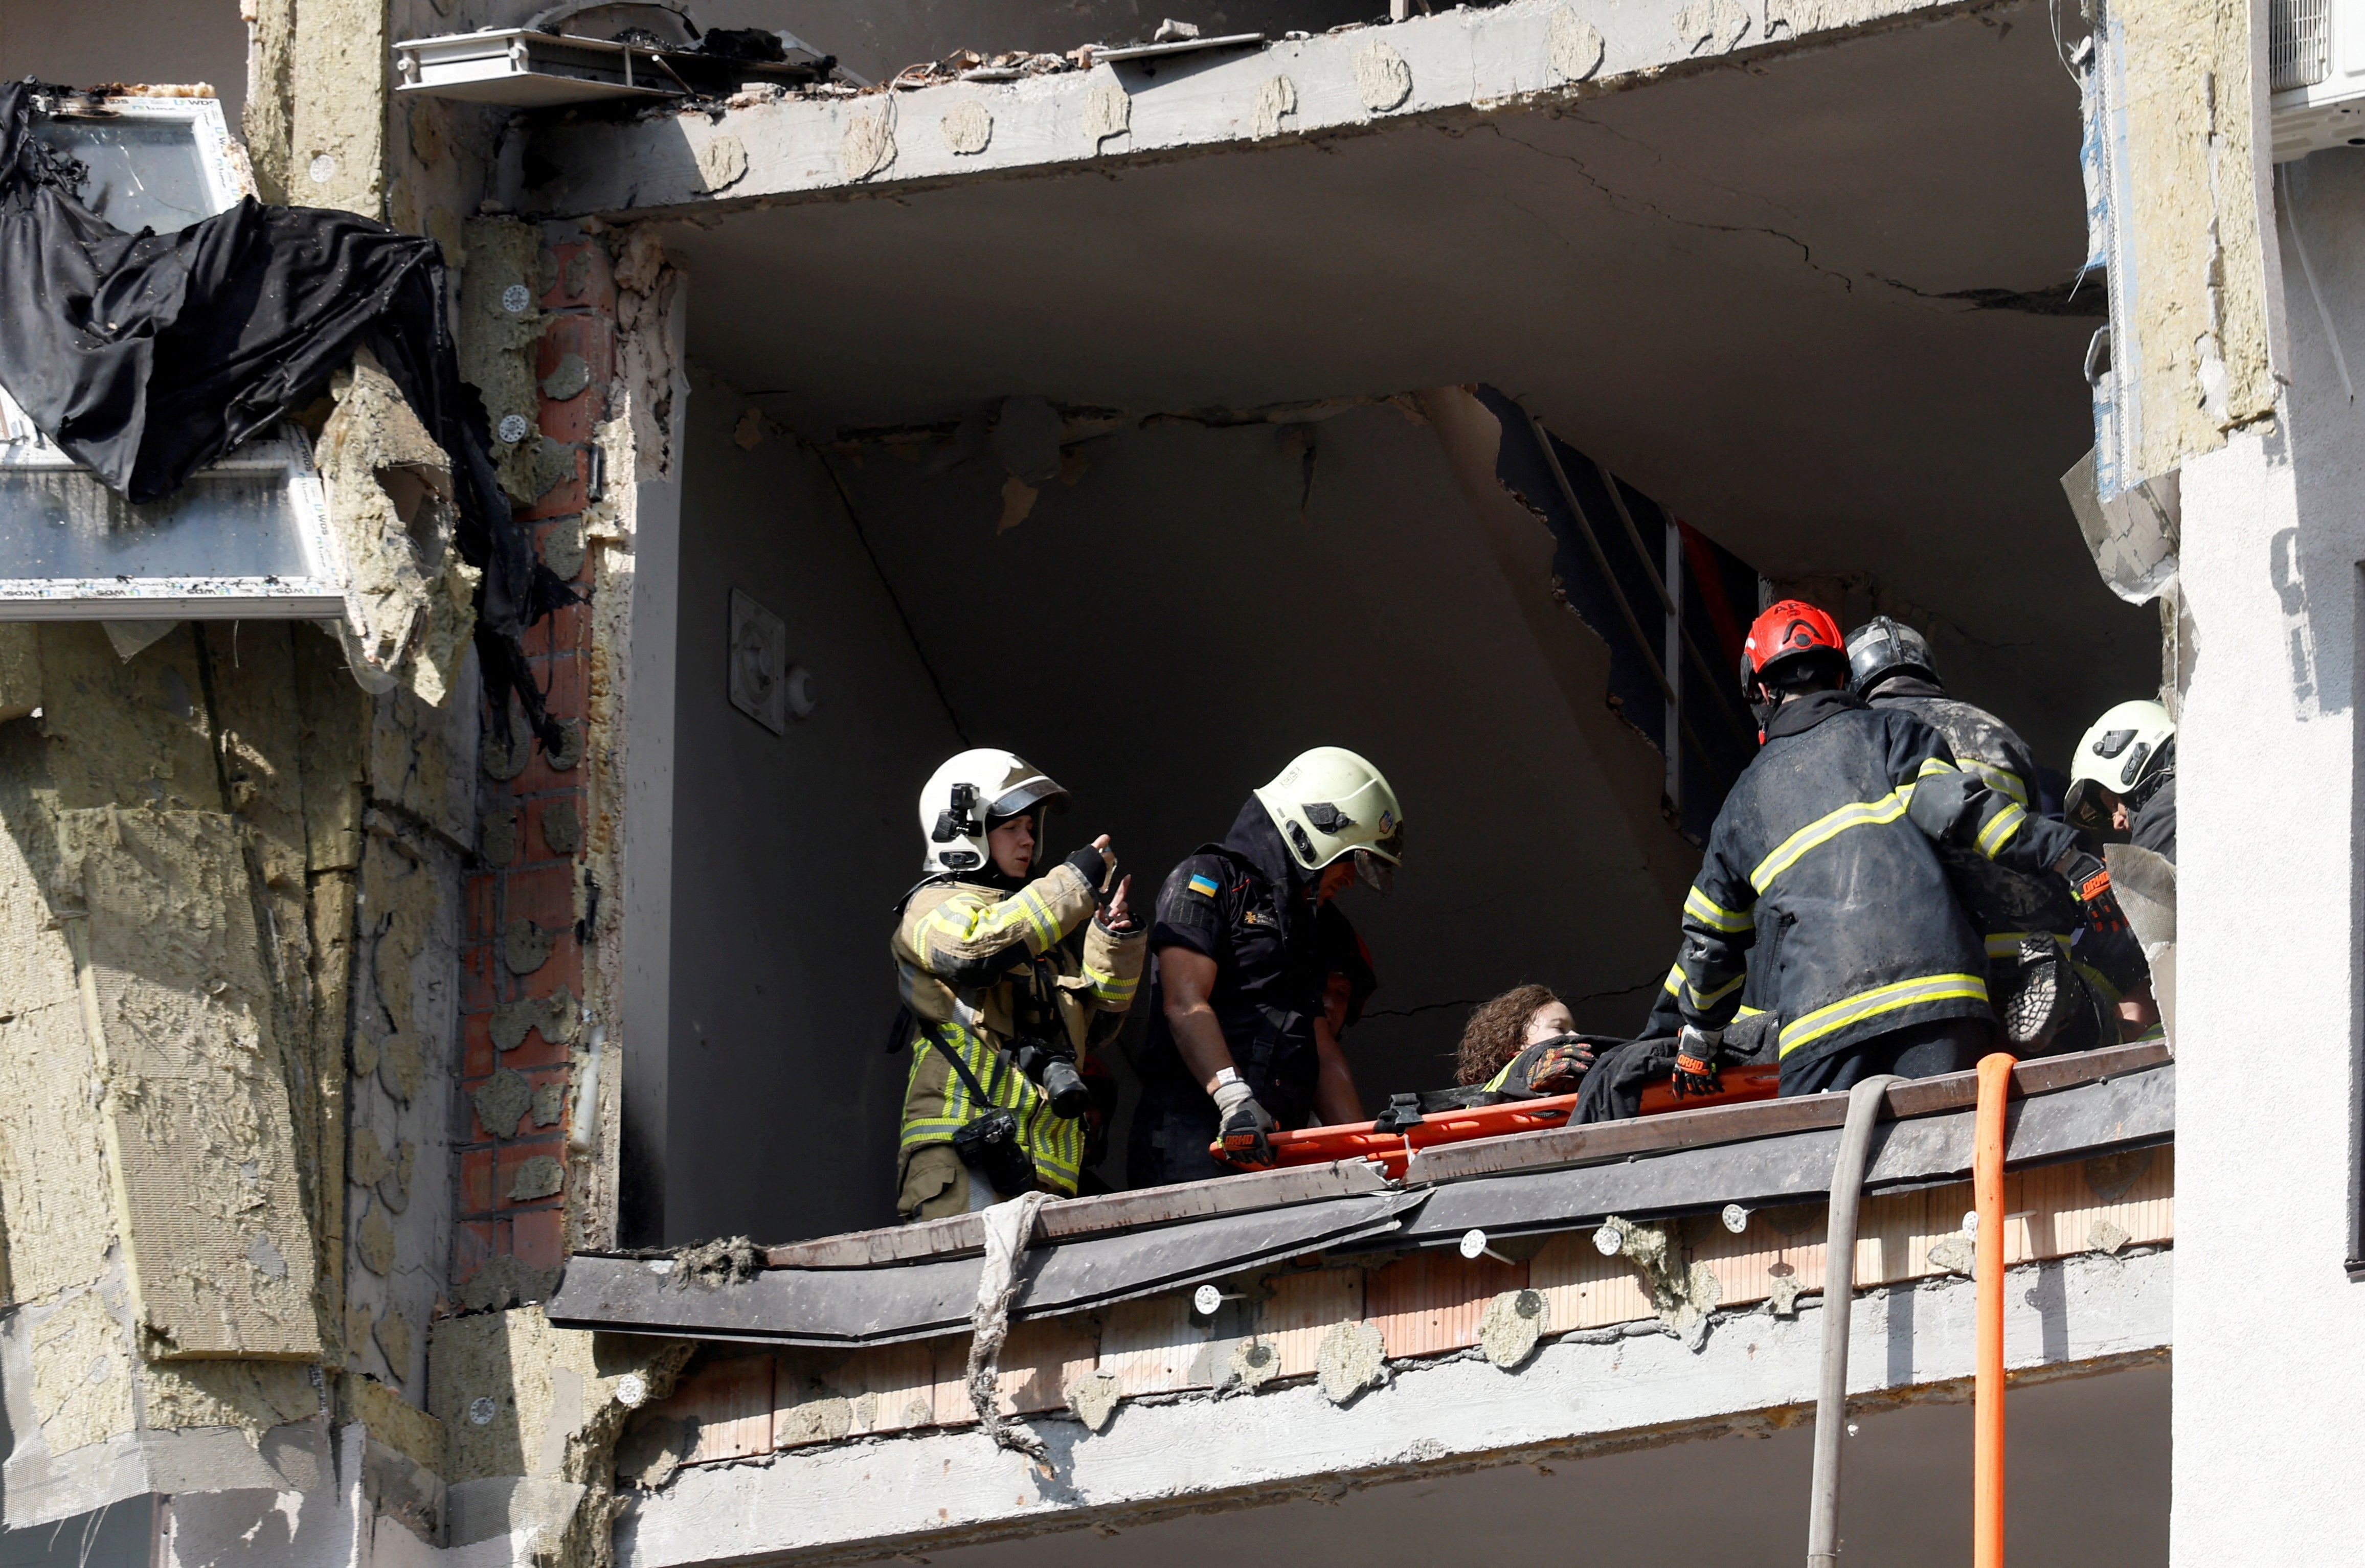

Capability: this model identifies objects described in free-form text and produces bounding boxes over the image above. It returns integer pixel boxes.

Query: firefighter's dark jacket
[1867,676,2081,951]
[1673,690,2080,1072]
[1139,800,1373,1129]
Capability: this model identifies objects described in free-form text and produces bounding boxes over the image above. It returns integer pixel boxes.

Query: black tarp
[0,81,567,748]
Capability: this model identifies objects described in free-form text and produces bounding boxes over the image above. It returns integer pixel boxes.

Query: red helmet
[1739,600,1846,697]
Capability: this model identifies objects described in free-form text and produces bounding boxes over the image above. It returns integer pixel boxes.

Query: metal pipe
[1806,1073,1903,1568]
[1975,1052,2018,1568]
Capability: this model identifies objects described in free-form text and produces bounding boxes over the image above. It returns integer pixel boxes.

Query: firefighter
[2066,699,2177,862]
[891,748,1145,1220]
[1846,616,2136,1053]
[1670,601,2091,1096]
[1126,747,1400,1185]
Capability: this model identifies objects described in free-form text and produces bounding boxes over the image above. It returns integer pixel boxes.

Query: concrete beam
[523,0,1969,221]
[619,1247,2170,1565]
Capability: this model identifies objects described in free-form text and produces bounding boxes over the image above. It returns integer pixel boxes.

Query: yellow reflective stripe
[1962,759,2029,806]
[1919,757,1956,778]
[921,890,1046,955]
[1684,886,1754,933]
[1483,1058,1515,1092]
[1776,972,1990,1058]
[1751,792,1909,893]
[900,1023,1085,1193]
[1687,971,1744,1009]
[1082,963,1137,1005]
[1976,801,2027,858]
[1736,1004,1765,1018]
[1983,930,2073,958]
[1661,963,1684,998]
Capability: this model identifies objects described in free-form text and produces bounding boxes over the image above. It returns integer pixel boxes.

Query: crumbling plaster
[524,0,1980,220]
[2107,0,2276,481]
[623,1248,2169,1565]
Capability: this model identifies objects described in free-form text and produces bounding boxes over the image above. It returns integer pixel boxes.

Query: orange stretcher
[1211,1062,1783,1180]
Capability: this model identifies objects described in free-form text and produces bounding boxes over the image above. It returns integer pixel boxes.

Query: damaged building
[0,0,2353,1562]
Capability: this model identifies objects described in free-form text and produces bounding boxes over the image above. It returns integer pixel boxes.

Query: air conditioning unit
[2271,0,2365,160]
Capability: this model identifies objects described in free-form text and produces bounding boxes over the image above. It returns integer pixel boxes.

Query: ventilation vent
[2273,0,2331,91]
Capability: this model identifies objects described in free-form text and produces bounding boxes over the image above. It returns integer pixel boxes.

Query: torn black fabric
[0,81,568,750]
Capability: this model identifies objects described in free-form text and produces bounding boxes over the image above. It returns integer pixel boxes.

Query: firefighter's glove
[1212,1073,1277,1168]
[1520,1034,1597,1096]
[1063,846,1115,904]
[1672,1026,1725,1099]
[2059,851,2130,938]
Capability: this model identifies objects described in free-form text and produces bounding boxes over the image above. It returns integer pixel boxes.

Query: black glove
[1515,1034,1597,1096]
[1212,1077,1277,1168]
[1063,846,1113,903]
[1672,1026,1724,1099]
[2061,851,2130,938]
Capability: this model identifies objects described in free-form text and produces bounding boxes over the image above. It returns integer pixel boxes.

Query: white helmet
[916,748,1068,875]
[1252,746,1405,888]
[2065,699,2174,830]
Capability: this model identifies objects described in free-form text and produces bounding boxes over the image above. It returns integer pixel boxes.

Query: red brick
[511,1206,568,1269]
[460,1146,498,1216]
[454,1220,504,1285]
[513,738,587,796]
[502,1018,573,1071]
[538,311,614,384]
[532,934,584,998]
[462,1011,497,1078]
[523,598,589,658]
[502,862,576,930]
[542,240,617,314]
[519,450,588,521]
[524,655,587,724]
[461,945,498,1014]
[465,871,501,942]
[498,1137,567,1208]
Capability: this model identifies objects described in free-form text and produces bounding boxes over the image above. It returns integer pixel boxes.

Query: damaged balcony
[499,0,2162,1252]
[534,1044,2171,1564]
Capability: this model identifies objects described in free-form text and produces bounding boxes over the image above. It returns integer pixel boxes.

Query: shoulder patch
[1186,873,1220,897]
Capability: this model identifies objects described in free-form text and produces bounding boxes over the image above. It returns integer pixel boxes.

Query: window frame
[0,92,349,624]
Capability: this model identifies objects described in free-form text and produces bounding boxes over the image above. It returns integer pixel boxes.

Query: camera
[1010,1040,1091,1119]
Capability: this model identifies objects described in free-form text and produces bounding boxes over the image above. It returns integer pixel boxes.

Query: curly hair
[1455,984,1564,1086]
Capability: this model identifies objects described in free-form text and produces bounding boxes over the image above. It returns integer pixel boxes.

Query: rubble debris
[317,346,480,706]
[1927,1233,1974,1275]
[1767,1266,1804,1317]
[2089,1220,2132,1255]
[1316,1320,1386,1404]
[509,1155,565,1201]
[665,1235,763,1290]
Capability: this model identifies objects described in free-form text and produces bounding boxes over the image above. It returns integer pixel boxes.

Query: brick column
[454,236,617,1286]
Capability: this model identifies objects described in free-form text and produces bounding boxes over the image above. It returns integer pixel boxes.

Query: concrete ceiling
[915,1361,2170,1567]
[651,0,2156,757]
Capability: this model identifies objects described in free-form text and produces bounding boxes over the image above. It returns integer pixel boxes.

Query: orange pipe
[1974,1052,2016,1568]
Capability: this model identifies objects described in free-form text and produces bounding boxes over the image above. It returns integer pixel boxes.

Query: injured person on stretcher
[1203,600,2158,1178]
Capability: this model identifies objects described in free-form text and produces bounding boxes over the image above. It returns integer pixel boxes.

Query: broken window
[0,92,348,622]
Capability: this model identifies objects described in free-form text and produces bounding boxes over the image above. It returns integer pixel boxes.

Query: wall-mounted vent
[2273,0,2331,90]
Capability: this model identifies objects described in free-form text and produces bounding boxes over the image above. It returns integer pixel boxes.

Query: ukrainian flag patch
[1187,873,1220,897]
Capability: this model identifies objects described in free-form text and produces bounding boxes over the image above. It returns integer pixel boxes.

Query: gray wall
[659,370,964,1246]
[662,395,1692,1242]
[836,407,1687,1151]
[0,0,246,122]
